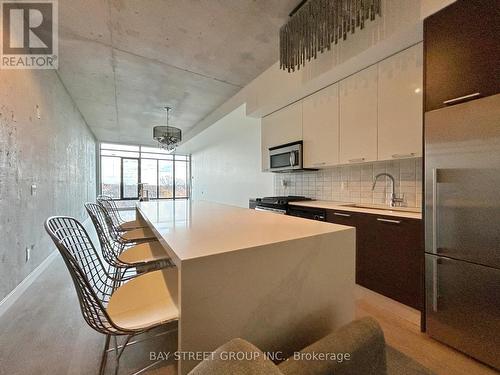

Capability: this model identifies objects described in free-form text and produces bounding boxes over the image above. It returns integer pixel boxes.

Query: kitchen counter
[137,200,352,265]
[289,200,422,220]
[137,200,356,374]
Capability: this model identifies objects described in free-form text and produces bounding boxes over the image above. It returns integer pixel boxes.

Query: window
[159,160,174,198]
[100,143,190,200]
[122,158,139,199]
[101,156,121,198]
[141,159,158,199]
[175,159,188,198]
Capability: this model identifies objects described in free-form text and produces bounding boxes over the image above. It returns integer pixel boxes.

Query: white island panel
[137,200,356,374]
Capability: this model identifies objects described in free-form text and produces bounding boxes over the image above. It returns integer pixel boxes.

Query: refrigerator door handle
[432,256,439,312]
[432,168,439,253]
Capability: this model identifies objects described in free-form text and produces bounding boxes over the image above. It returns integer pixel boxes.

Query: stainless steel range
[249,196,312,215]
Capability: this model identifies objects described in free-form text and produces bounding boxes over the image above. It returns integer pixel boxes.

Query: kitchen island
[137,200,355,374]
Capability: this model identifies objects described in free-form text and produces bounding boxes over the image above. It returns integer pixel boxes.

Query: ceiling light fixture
[153,106,182,153]
[280,0,382,72]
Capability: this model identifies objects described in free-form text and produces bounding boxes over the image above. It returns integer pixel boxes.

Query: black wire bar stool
[45,216,179,375]
[96,197,156,245]
[97,195,147,231]
[85,202,174,274]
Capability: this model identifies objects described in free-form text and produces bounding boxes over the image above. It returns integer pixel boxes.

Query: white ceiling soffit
[57,0,299,145]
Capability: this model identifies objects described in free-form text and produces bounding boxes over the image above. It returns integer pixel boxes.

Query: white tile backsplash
[274,158,423,207]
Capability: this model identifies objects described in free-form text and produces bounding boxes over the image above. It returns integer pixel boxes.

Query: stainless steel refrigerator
[425,93,500,370]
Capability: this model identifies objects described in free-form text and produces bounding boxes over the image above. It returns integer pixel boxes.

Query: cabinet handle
[312,162,327,166]
[334,212,351,217]
[392,153,416,159]
[348,158,365,163]
[377,218,401,224]
[443,92,481,105]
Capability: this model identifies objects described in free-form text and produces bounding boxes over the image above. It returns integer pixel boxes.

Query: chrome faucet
[372,173,404,207]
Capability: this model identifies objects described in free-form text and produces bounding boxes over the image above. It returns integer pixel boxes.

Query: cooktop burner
[259,196,312,205]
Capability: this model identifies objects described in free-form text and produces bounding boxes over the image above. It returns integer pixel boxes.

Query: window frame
[99,143,190,201]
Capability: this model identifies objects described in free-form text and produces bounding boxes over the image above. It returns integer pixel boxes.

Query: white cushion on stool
[107,269,178,331]
[118,241,169,265]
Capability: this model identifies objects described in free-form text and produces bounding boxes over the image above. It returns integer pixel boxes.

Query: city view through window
[100,143,190,200]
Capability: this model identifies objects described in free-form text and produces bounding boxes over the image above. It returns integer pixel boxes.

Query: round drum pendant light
[153,107,182,153]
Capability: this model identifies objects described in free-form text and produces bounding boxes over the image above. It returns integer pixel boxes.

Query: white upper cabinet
[302,84,340,168]
[378,43,423,160]
[339,65,378,164]
[260,46,423,171]
[261,101,302,171]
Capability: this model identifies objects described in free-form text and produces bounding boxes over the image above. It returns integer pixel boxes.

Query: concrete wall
[0,69,96,302]
[179,105,273,208]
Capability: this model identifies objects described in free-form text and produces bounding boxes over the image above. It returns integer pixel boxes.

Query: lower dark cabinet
[362,215,423,310]
[327,209,423,310]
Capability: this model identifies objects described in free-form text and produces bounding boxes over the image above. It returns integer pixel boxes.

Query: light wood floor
[1,254,497,374]
[356,291,498,375]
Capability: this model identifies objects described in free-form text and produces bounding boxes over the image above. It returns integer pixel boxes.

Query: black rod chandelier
[280,0,382,72]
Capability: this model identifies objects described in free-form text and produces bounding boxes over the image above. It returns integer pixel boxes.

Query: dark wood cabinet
[361,215,423,310]
[327,209,423,311]
[424,0,500,111]
[326,209,364,284]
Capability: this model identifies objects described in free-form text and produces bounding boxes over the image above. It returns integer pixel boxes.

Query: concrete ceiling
[57,0,298,145]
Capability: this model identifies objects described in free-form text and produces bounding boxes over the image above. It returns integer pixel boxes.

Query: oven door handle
[255,207,287,214]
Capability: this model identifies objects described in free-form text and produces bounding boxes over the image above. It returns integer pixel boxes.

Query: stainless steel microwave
[269,141,302,172]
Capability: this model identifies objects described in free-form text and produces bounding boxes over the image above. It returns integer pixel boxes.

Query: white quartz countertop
[137,200,353,263]
[289,200,422,220]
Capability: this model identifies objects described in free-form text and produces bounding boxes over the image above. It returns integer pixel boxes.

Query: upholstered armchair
[188,317,434,375]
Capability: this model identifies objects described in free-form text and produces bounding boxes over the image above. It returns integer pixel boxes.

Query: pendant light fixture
[153,106,182,153]
[280,0,382,72]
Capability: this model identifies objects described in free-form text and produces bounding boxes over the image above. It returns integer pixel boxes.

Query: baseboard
[0,217,91,318]
[0,250,58,318]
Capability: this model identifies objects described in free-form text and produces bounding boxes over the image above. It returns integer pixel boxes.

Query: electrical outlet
[25,247,31,262]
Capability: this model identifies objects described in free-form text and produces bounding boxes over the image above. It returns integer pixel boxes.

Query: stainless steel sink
[342,203,422,214]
